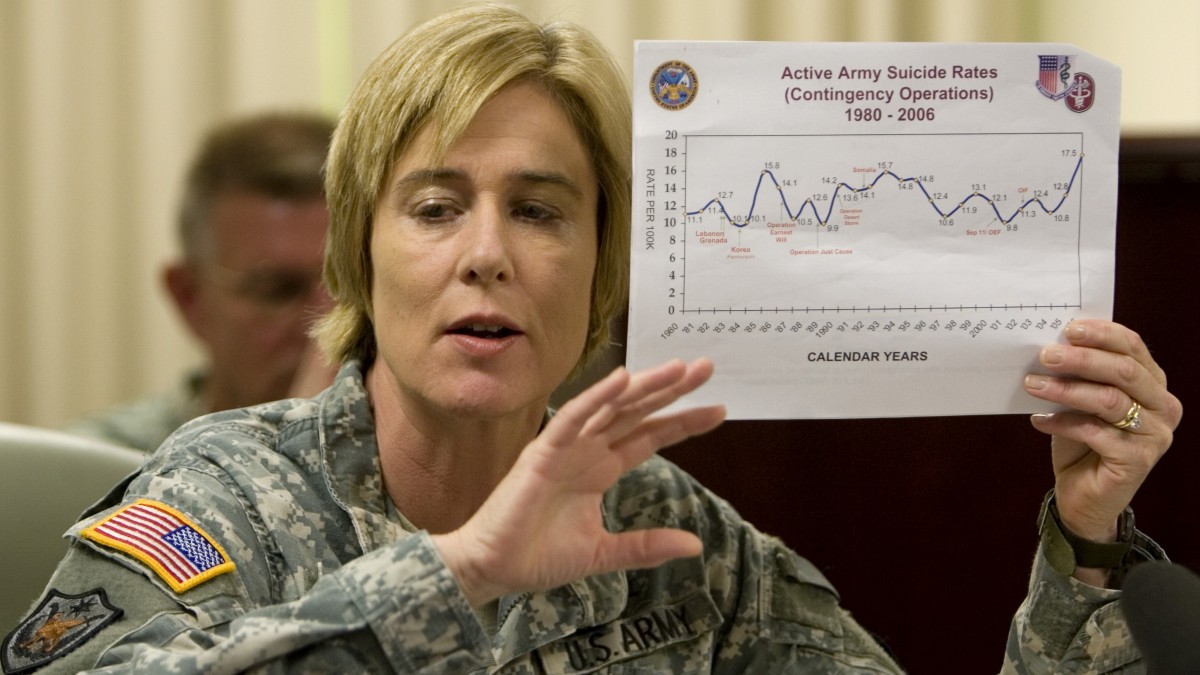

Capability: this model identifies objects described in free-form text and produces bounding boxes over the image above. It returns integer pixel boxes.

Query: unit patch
[2,588,122,674]
[81,498,235,593]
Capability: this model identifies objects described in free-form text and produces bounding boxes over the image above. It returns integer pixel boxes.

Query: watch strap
[1038,489,1135,576]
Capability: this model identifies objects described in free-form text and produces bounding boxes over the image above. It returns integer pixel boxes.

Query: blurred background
[1,0,1196,427]
[1,1,1197,671]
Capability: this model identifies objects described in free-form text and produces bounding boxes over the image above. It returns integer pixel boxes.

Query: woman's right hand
[432,358,726,607]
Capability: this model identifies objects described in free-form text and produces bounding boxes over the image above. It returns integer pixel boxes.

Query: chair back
[0,422,144,630]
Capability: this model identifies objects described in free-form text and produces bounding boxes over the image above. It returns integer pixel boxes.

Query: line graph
[677,132,1086,314]
[689,155,1081,228]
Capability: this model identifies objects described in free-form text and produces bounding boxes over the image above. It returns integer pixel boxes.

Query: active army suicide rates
[781,63,997,106]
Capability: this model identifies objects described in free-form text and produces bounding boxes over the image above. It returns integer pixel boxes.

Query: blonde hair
[317,3,630,379]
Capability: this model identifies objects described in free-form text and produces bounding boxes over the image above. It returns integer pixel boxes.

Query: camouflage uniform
[6,363,1150,673]
[62,371,207,453]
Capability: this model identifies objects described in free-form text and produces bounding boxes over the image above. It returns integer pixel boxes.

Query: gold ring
[1112,400,1143,431]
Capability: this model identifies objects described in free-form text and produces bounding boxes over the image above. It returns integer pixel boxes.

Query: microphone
[1121,561,1200,674]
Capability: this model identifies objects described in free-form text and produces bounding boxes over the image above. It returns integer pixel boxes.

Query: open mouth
[450,323,519,339]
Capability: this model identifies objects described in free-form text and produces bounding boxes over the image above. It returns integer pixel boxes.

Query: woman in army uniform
[5,4,1179,674]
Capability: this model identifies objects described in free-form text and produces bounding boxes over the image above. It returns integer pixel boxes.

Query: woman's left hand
[1023,319,1182,564]
[434,358,726,607]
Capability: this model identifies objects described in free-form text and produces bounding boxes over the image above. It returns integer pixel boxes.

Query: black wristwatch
[1038,489,1135,576]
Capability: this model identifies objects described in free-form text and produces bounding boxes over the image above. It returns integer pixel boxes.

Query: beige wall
[2,0,1198,428]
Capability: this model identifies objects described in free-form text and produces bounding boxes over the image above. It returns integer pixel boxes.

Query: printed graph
[674,132,1086,313]
[629,40,1119,418]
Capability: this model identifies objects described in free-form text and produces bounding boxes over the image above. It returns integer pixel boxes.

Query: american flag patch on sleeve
[81,499,235,593]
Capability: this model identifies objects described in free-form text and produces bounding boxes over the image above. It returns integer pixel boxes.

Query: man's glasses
[206,264,326,311]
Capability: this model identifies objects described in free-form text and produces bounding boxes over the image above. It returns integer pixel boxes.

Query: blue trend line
[687,156,1083,227]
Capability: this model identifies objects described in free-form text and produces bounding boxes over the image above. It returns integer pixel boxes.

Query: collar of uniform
[315,360,405,554]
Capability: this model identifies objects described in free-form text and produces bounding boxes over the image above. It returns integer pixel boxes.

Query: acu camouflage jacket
[5,362,1146,673]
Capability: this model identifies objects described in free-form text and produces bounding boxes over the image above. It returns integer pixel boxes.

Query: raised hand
[433,358,726,607]
[1024,320,1182,558]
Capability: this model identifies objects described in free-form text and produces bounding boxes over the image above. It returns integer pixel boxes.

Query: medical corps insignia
[1064,72,1095,113]
[2,588,122,674]
[1036,55,1075,100]
[81,498,235,593]
[651,60,698,110]
[1036,55,1096,113]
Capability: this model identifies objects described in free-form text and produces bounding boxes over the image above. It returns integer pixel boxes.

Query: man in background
[66,112,337,452]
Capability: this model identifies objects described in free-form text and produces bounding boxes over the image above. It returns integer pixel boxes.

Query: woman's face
[370,80,599,419]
